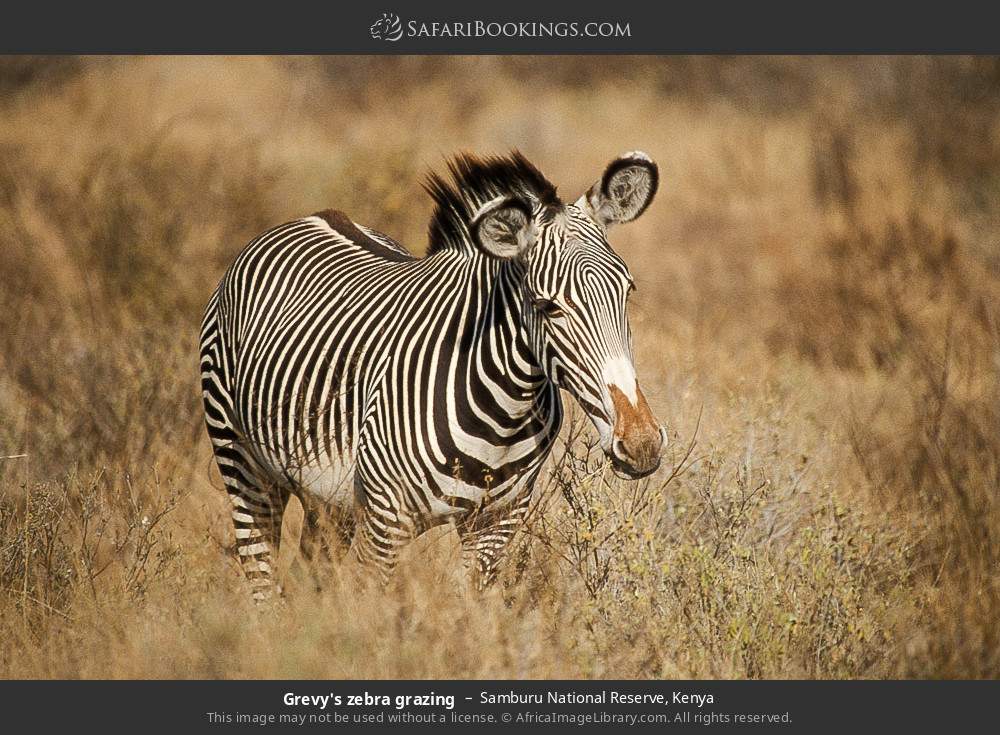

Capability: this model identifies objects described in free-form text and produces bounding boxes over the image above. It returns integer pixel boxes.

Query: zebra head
[468,152,665,478]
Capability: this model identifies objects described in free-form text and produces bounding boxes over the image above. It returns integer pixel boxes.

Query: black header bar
[0,2,997,54]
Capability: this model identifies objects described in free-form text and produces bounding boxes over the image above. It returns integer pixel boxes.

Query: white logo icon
[370,13,403,41]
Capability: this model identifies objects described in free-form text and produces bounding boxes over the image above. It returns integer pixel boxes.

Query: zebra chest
[402,421,555,517]
[349,352,562,520]
[420,452,548,520]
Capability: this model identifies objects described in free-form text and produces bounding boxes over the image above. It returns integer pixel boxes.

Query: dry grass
[0,56,998,678]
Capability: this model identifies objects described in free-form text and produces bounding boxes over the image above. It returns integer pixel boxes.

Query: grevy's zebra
[200,151,665,600]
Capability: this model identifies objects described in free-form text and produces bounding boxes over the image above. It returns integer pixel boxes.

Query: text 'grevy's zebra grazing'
[200,151,665,600]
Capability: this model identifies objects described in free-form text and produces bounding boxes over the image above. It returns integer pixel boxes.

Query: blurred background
[0,56,998,678]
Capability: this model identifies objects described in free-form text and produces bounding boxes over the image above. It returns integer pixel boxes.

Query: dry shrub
[0,470,181,643]
[0,57,80,99]
[506,409,906,678]
[768,106,1000,676]
[0,129,280,475]
[853,348,1000,677]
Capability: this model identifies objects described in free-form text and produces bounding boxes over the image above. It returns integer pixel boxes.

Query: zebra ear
[580,151,658,227]
[471,196,536,259]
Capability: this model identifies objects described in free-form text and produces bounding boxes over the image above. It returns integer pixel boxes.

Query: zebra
[200,150,665,601]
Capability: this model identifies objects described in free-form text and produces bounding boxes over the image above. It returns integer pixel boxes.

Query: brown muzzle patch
[608,382,662,474]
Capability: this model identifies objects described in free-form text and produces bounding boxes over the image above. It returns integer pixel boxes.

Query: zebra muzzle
[607,383,664,478]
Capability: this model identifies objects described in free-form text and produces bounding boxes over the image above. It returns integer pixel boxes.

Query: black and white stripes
[200,151,665,599]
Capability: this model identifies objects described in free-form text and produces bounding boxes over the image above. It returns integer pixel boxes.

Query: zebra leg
[202,418,290,601]
[228,479,290,603]
[202,325,288,602]
[292,495,357,589]
[457,493,532,592]
[298,498,333,564]
[351,495,412,586]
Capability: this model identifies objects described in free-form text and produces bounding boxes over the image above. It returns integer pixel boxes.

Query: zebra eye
[533,298,565,319]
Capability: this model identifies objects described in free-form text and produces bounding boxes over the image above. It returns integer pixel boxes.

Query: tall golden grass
[0,56,997,678]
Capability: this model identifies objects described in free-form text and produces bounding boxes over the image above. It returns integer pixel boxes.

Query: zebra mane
[424,151,560,255]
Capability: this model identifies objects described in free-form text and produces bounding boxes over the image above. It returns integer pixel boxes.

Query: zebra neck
[419,252,562,488]
[462,257,551,423]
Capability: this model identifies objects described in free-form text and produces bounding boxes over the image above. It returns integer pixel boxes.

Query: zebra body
[200,151,664,599]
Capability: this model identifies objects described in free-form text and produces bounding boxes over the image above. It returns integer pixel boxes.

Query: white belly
[292,456,357,505]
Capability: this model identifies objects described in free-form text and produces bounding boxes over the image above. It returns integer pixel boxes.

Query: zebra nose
[611,430,663,477]
[611,436,632,466]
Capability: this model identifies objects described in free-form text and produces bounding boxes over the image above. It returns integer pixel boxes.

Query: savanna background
[0,56,998,678]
